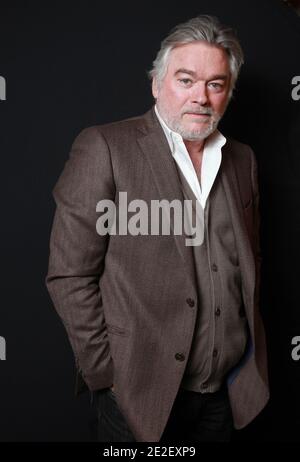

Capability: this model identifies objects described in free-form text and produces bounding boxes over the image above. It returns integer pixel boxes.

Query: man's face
[152,41,231,141]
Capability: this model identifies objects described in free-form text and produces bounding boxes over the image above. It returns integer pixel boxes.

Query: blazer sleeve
[45,126,116,392]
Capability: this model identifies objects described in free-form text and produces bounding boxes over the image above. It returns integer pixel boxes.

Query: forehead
[166,41,230,77]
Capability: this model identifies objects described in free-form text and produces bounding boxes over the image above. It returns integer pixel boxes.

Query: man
[46,15,269,442]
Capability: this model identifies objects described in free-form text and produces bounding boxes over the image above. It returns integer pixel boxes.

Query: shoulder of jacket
[225,136,253,155]
[224,136,256,166]
[95,113,146,139]
[70,113,146,150]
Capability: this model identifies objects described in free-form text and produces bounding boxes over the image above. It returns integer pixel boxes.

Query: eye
[208,82,223,91]
[178,78,193,87]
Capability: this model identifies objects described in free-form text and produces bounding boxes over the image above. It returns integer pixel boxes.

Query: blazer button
[212,263,218,272]
[186,297,195,307]
[175,353,185,361]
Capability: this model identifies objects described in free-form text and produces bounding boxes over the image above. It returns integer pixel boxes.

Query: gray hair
[148,15,244,97]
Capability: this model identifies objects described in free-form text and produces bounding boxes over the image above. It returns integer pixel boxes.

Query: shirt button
[213,348,218,357]
[212,263,218,272]
[201,382,208,390]
[215,307,221,316]
[186,298,195,307]
[175,353,185,362]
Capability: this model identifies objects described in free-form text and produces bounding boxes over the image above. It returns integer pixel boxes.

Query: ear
[152,76,159,99]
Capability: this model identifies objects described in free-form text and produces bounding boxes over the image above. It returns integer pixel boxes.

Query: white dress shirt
[155,105,226,210]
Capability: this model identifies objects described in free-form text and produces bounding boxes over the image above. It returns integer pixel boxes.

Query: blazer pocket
[106,323,130,337]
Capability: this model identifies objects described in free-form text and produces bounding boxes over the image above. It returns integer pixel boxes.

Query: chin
[182,132,208,141]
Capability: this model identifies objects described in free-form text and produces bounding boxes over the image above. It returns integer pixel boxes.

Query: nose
[190,82,208,106]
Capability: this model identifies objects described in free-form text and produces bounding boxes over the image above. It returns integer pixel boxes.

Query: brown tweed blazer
[46,107,269,442]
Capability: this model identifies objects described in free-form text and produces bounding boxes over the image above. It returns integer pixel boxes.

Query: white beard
[156,102,224,141]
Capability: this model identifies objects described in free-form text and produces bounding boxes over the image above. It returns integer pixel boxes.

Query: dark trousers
[95,385,233,442]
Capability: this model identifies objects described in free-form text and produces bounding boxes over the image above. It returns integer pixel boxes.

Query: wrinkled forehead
[166,42,231,79]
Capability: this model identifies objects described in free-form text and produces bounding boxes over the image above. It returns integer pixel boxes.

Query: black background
[0,0,299,442]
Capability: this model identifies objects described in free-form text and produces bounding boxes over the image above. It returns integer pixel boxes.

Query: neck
[183,139,206,180]
[183,139,205,156]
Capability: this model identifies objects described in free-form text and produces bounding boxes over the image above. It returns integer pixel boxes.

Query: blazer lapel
[137,108,197,293]
[221,143,256,329]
